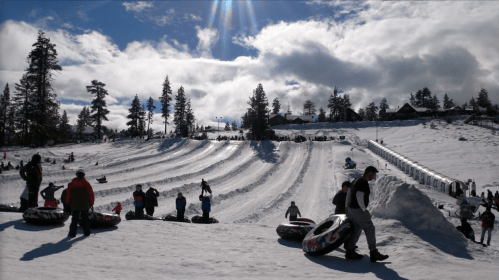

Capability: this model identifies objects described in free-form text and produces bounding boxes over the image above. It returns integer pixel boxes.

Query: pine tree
[476,88,491,108]
[231,120,238,131]
[317,108,326,123]
[13,74,34,145]
[443,93,454,109]
[0,83,10,145]
[26,30,62,145]
[429,94,440,112]
[379,98,389,120]
[146,97,156,138]
[225,122,230,131]
[327,86,341,122]
[469,97,477,111]
[303,100,316,116]
[87,80,109,140]
[84,106,92,126]
[127,95,143,137]
[59,110,71,143]
[409,92,416,107]
[365,102,378,121]
[160,75,173,134]
[272,97,281,114]
[241,112,250,129]
[185,98,195,135]
[138,105,146,138]
[247,84,270,140]
[173,86,187,137]
[357,108,366,120]
[76,107,86,140]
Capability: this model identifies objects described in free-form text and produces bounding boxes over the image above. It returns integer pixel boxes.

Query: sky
[0,1,499,132]
[0,118,498,279]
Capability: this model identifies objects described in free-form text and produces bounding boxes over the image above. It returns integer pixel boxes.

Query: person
[470,189,476,197]
[145,187,159,216]
[112,202,122,215]
[480,192,485,199]
[456,218,475,242]
[487,190,493,207]
[344,166,389,262]
[494,191,499,210]
[133,184,147,218]
[285,201,301,221]
[479,206,495,246]
[333,181,351,214]
[65,169,94,237]
[19,154,42,207]
[40,183,64,207]
[19,185,30,212]
[60,188,70,214]
[200,179,212,196]
[200,195,211,223]
[176,192,186,221]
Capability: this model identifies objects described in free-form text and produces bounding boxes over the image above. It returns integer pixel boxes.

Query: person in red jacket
[479,206,495,246]
[65,169,94,237]
[112,202,122,216]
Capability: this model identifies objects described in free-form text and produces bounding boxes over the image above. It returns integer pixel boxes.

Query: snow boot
[370,249,389,262]
[345,251,363,260]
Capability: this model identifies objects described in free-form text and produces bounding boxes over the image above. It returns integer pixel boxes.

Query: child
[40,183,64,207]
[112,202,122,216]
[200,179,212,195]
[285,201,301,221]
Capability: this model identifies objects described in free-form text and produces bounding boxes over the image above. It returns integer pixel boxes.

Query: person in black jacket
[344,166,388,262]
[333,181,351,214]
[133,184,147,218]
[145,187,159,216]
[19,154,42,207]
[176,192,186,221]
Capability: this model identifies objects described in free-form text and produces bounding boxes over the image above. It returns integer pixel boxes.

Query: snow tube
[87,212,121,227]
[276,220,316,241]
[0,204,21,212]
[302,214,353,256]
[296,217,315,224]
[22,207,69,225]
[191,215,219,224]
[124,210,160,220]
[96,178,107,183]
[163,214,191,223]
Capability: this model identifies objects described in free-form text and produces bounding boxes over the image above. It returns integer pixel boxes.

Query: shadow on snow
[250,141,279,163]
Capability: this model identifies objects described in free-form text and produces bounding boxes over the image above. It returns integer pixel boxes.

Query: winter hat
[365,166,379,174]
[31,154,41,164]
[75,168,85,178]
[136,184,142,190]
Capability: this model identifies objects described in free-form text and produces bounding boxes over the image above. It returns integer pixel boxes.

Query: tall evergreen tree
[429,94,440,112]
[0,83,10,145]
[303,100,316,116]
[127,95,143,137]
[317,107,326,123]
[26,30,62,145]
[83,106,92,126]
[185,98,195,135]
[379,98,389,120]
[272,97,281,114]
[247,84,270,140]
[146,97,156,137]
[357,108,366,120]
[13,74,34,145]
[159,75,173,134]
[87,80,109,140]
[415,87,432,108]
[340,94,352,121]
[365,102,378,121]
[231,120,238,131]
[59,110,71,143]
[327,86,341,122]
[76,107,87,140]
[476,88,491,108]
[409,92,416,107]
[173,86,187,137]
[442,93,454,109]
[224,122,230,131]
[241,112,250,129]
[138,105,146,138]
[469,97,477,111]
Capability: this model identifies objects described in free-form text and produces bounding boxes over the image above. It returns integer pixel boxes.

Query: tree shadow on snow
[305,254,409,280]
[20,236,86,261]
[277,238,302,249]
[250,141,278,163]
[0,219,24,232]
[157,138,184,151]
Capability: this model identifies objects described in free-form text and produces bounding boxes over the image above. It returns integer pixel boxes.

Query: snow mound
[369,175,471,259]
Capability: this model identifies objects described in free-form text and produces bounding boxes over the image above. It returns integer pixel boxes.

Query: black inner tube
[313,220,334,235]
[290,222,311,226]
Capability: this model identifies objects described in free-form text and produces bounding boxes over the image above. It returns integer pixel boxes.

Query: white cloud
[195,26,220,58]
[123,1,154,13]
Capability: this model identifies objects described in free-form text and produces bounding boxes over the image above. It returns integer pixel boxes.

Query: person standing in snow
[344,166,389,262]
[285,201,301,221]
[494,191,499,210]
[176,192,186,221]
[333,181,351,214]
[486,190,494,207]
[19,154,42,207]
[133,184,147,218]
[65,169,94,237]
[480,192,485,199]
[145,187,159,216]
[479,206,495,246]
[457,218,475,242]
[40,183,64,207]
[200,179,212,196]
[112,202,122,215]
[199,195,211,223]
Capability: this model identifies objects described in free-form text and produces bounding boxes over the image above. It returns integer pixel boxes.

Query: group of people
[132,178,213,223]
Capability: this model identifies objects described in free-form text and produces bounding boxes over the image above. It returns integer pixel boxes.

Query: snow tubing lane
[276,220,316,241]
[191,215,219,224]
[22,207,69,225]
[163,214,191,223]
[0,204,21,212]
[302,214,353,256]
[78,212,121,227]
[124,210,161,220]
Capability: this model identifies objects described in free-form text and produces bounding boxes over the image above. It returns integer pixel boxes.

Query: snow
[1,117,498,279]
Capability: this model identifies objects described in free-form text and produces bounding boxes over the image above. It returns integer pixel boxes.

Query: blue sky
[0,1,498,132]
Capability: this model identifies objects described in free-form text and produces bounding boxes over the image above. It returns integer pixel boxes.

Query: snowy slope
[1,118,498,280]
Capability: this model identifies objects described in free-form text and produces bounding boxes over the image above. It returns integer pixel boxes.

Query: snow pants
[344,208,377,252]
[177,210,185,222]
[69,210,90,236]
[203,211,210,224]
[480,228,492,245]
[289,215,297,221]
[135,206,144,218]
[28,186,39,207]
[146,207,155,216]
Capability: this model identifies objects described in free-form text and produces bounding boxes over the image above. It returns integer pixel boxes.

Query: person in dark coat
[479,206,495,246]
[285,201,301,221]
[19,154,42,207]
[145,187,159,216]
[200,179,212,196]
[487,190,494,207]
[133,184,147,218]
[65,169,94,237]
[333,181,351,214]
[40,183,64,207]
[176,192,186,221]
[456,218,475,242]
[344,166,388,262]
[200,195,211,223]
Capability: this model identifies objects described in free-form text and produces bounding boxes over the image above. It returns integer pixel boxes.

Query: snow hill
[0,117,498,280]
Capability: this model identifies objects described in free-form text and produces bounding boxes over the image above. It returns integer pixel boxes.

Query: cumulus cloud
[1,1,498,132]
[122,1,154,13]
